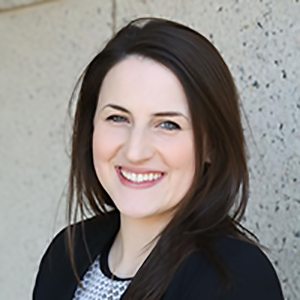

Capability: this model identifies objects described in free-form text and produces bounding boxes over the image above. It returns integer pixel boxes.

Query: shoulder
[33,210,119,300]
[214,235,277,273]
[215,236,283,292]
[166,236,284,300]
[194,236,284,299]
[37,210,119,268]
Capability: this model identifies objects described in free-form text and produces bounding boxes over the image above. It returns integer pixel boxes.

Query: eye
[159,121,181,131]
[106,115,128,123]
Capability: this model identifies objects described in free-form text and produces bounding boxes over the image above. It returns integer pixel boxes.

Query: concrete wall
[0,0,49,11]
[0,0,299,299]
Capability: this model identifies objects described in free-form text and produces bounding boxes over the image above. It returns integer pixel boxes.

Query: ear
[203,135,212,164]
[204,148,211,164]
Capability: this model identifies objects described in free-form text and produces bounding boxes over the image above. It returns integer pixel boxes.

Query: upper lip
[117,166,165,174]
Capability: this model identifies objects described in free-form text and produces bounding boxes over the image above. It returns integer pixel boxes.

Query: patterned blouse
[73,239,132,300]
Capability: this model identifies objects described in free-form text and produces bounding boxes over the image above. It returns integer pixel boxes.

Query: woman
[33,18,284,299]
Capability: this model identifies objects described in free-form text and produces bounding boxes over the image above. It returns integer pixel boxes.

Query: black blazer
[33,210,284,299]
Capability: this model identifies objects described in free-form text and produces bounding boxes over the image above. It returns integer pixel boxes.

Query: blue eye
[160,121,181,131]
[107,115,128,123]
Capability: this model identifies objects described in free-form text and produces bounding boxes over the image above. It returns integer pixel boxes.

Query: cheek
[92,125,126,189]
[159,133,195,171]
[93,128,117,175]
[159,134,195,209]
[92,125,126,162]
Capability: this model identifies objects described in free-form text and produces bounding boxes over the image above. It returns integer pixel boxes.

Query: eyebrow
[102,104,189,120]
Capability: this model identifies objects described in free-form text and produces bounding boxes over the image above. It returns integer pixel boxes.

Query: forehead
[98,55,190,115]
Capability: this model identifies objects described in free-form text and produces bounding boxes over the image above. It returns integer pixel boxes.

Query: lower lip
[115,167,165,189]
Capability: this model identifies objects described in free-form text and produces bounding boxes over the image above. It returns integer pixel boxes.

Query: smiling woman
[92,56,195,221]
[33,18,284,300]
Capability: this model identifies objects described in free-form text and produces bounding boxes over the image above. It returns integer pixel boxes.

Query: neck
[109,213,172,278]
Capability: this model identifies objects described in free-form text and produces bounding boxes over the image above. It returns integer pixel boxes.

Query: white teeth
[137,174,143,182]
[120,168,162,183]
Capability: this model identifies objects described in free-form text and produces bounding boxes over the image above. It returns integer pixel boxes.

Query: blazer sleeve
[33,212,119,300]
[32,227,74,300]
[185,240,284,300]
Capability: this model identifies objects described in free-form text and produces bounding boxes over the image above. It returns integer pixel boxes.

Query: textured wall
[0,0,299,299]
[0,0,51,11]
[0,0,112,299]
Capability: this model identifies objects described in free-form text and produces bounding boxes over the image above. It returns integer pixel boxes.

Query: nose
[123,127,154,164]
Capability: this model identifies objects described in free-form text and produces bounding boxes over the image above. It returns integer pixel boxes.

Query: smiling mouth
[116,166,165,184]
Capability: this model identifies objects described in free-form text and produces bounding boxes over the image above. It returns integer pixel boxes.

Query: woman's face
[93,56,195,222]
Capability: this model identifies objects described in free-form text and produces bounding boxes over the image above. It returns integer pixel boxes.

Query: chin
[116,204,160,220]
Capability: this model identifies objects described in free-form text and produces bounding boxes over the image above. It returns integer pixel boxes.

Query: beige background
[0,0,299,299]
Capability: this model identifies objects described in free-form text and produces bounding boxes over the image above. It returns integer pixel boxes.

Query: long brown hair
[67,17,257,299]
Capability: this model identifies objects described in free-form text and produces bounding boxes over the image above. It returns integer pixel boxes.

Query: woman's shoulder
[33,210,119,299]
[214,236,280,281]
[214,235,274,266]
[41,210,119,258]
[177,235,284,299]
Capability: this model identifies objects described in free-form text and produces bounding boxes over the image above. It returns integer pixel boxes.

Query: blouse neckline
[99,233,133,282]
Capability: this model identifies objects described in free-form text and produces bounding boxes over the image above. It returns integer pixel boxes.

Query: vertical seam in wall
[112,0,117,35]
